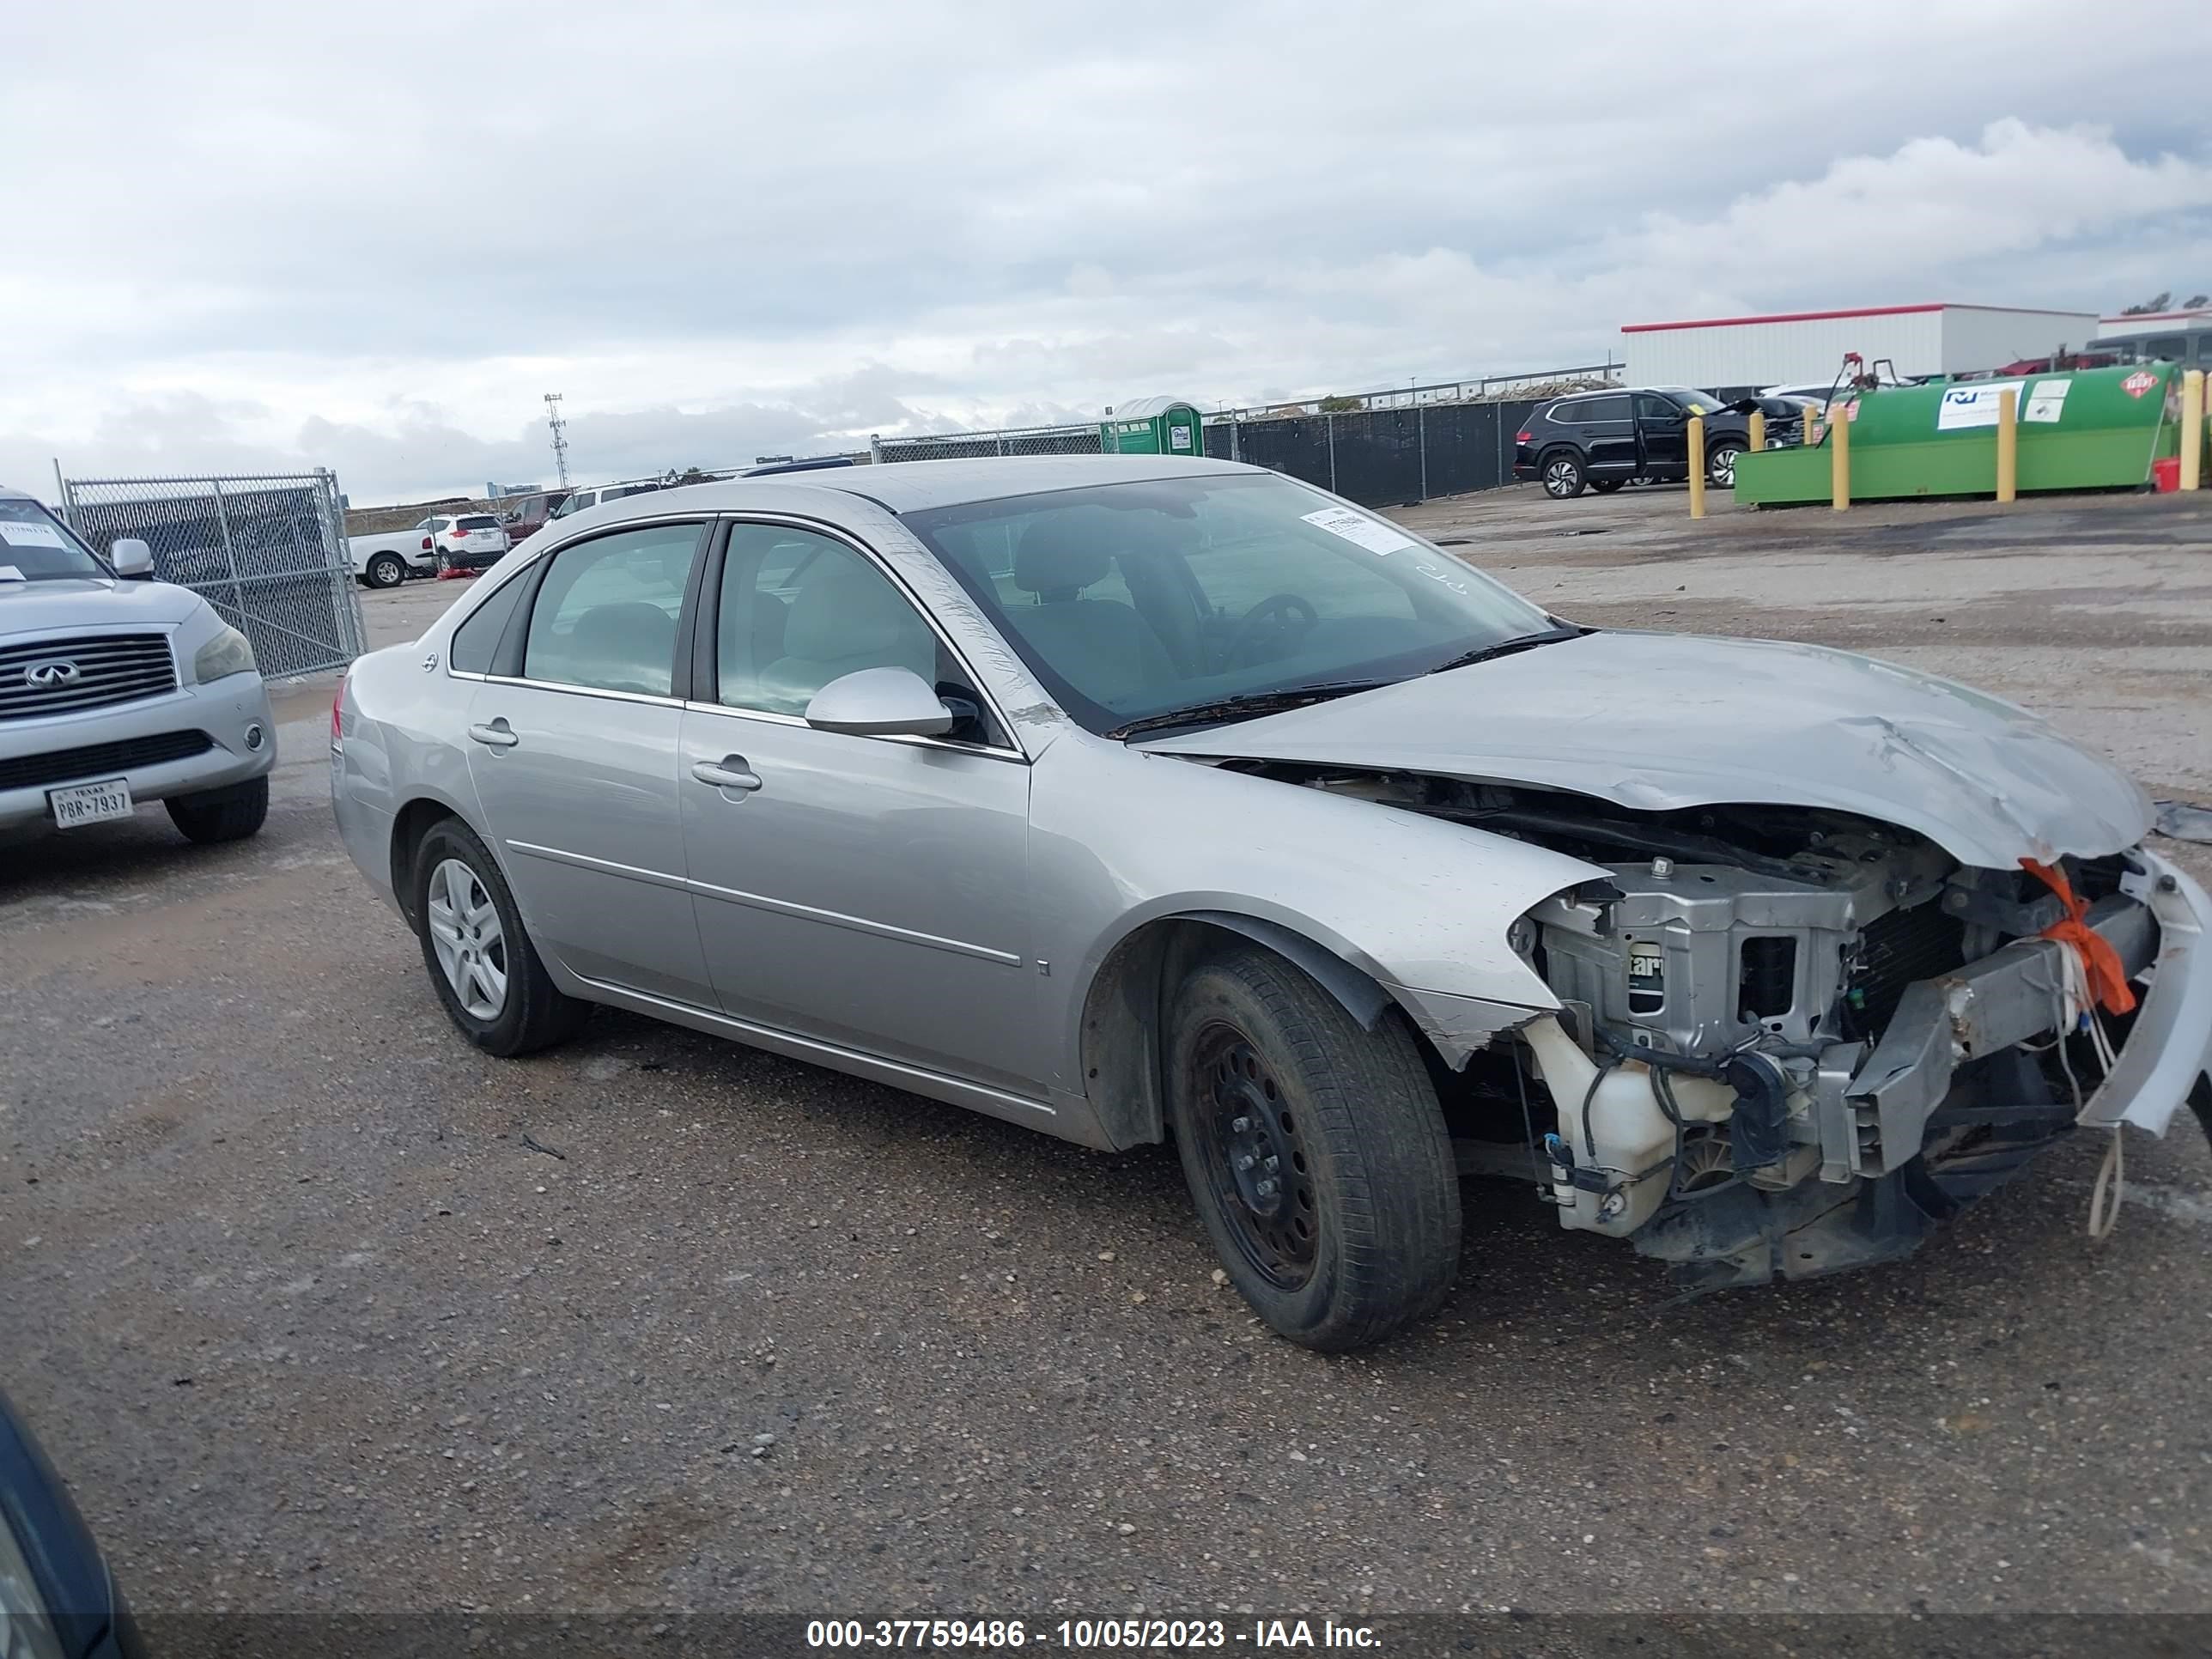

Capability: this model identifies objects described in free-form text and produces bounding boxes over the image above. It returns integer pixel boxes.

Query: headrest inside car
[1013,518,1114,600]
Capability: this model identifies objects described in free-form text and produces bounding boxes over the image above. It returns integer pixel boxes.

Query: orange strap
[2021,858,2136,1016]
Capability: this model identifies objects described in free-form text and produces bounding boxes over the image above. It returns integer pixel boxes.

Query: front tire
[1707,439,1744,489]
[1165,947,1461,1351]
[1540,452,1587,499]
[410,817,588,1057]
[166,775,268,843]
[1589,479,1624,494]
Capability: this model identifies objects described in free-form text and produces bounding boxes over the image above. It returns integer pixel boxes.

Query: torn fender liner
[1140,630,2153,868]
[1387,983,1540,1068]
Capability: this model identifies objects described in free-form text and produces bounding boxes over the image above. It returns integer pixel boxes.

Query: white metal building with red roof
[1620,302,2100,389]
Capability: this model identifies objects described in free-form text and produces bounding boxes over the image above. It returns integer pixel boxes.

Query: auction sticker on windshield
[0,520,66,548]
[1301,506,1413,555]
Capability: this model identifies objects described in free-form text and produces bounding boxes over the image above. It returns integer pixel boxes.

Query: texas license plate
[48,776,133,828]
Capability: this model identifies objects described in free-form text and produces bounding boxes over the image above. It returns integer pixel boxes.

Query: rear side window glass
[524,523,704,696]
[450,573,530,674]
[1547,402,1585,425]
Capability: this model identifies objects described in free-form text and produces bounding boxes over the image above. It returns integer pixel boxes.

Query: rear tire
[410,817,589,1057]
[166,775,268,843]
[1540,452,1587,499]
[1165,946,1461,1351]
[366,552,406,589]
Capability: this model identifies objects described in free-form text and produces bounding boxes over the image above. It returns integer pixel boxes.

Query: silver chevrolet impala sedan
[333,456,2212,1349]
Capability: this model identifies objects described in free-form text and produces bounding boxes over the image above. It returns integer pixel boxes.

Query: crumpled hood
[1140,630,2153,869]
[0,576,205,637]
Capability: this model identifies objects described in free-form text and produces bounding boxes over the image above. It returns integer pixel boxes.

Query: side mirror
[110,538,154,580]
[804,666,954,738]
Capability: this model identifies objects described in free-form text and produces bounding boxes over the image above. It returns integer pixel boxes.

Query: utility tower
[544,392,571,488]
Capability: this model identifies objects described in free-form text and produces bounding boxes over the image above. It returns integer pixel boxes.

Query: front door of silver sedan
[678,521,1040,1094]
[463,520,716,1007]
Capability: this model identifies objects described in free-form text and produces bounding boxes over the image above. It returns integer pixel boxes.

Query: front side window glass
[715,525,938,718]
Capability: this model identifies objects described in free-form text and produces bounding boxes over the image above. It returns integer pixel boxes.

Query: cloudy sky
[6,0,2209,503]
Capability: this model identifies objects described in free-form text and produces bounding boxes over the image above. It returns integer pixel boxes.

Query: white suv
[428,513,511,574]
[0,486,275,842]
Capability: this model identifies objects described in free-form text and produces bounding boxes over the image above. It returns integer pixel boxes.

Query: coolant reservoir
[1522,1016,1734,1235]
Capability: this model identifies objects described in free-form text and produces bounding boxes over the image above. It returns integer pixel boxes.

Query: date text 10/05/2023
[805,1619,1382,1650]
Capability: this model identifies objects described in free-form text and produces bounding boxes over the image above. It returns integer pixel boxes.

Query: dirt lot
[4,484,2211,1626]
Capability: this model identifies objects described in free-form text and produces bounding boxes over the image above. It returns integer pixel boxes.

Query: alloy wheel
[425,857,508,1020]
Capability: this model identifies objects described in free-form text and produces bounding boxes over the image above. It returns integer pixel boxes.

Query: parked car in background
[428,513,510,574]
[349,523,438,588]
[546,480,665,522]
[1737,393,1820,447]
[2,484,274,842]
[331,457,2210,1352]
[494,489,572,546]
[0,1387,146,1658]
[1514,386,1753,498]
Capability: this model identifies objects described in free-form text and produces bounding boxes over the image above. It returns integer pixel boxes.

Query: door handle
[692,757,762,793]
[467,720,519,749]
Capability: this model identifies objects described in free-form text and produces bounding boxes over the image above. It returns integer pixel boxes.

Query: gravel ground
[4,488,2211,1626]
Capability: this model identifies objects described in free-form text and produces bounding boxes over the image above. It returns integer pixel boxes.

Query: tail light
[420,536,433,550]
[331,671,347,749]
[1515,430,1532,443]
[450,527,469,539]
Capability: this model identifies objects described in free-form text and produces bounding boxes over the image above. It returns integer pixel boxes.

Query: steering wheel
[1226,592,1320,667]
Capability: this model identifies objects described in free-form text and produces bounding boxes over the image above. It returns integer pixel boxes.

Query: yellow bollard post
[1995,388,2018,504]
[1687,415,1707,520]
[1831,400,1850,510]
[1747,408,1766,454]
[2184,369,2206,492]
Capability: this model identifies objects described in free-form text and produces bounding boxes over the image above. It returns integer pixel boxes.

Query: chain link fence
[869,362,1620,509]
[60,471,367,679]
[872,422,1104,463]
[1202,398,1545,507]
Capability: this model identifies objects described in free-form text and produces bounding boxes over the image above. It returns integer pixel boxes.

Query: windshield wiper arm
[1108,680,1389,741]
[1425,623,1587,677]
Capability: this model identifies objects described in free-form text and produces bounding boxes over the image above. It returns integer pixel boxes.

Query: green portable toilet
[1101,397,1203,457]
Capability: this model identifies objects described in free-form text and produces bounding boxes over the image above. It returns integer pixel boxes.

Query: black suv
[1513,386,1754,499]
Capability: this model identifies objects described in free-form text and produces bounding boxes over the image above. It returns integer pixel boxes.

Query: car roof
[564,454,1256,530]
[0,484,39,503]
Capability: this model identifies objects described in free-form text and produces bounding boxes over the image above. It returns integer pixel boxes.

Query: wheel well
[1539,445,1583,471]
[1078,915,1436,1151]
[388,799,459,929]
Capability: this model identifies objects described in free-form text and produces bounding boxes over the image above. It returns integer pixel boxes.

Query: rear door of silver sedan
[462,518,717,1007]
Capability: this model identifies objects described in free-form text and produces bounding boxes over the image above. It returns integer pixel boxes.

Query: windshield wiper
[1108,680,1389,741]
[1424,623,1587,677]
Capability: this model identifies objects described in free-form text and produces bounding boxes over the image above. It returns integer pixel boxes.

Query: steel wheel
[425,856,507,1021]
[1188,1024,1319,1291]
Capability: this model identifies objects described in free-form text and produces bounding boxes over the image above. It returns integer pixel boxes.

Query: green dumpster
[1101,397,1203,457]
[1735,362,2182,505]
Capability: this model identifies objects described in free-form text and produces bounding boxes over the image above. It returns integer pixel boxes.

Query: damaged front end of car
[1231,763,2212,1292]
